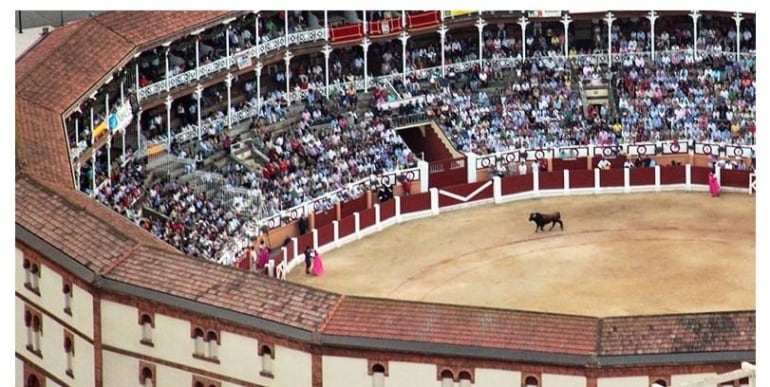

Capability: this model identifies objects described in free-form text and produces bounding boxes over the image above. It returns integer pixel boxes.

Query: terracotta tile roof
[15,18,134,113]
[108,247,341,331]
[93,11,242,48]
[321,297,598,354]
[599,312,756,355]
[15,174,179,269]
[15,98,72,188]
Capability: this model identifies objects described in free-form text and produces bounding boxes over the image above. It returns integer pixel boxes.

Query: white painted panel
[102,351,139,387]
[672,373,718,386]
[387,361,442,387]
[598,376,650,387]
[272,346,312,387]
[474,368,521,387]
[542,373,586,387]
[323,355,369,387]
[217,331,260,381]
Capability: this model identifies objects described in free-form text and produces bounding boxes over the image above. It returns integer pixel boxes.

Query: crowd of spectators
[85,12,755,264]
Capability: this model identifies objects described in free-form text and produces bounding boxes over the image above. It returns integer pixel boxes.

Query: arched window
[30,264,40,290]
[372,363,386,387]
[24,310,33,348]
[31,315,42,353]
[440,369,454,387]
[192,328,205,357]
[206,331,219,359]
[652,379,668,387]
[62,283,73,315]
[26,374,41,387]
[140,314,153,345]
[524,375,539,387]
[64,333,74,377]
[141,366,154,387]
[260,345,274,376]
[459,370,473,387]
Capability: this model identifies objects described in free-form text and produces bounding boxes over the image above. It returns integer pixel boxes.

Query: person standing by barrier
[708,172,721,197]
[304,245,314,275]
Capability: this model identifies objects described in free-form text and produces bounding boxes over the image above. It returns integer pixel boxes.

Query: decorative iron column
[561,13,572,57]
[518,15,528,59]
[225,73,233,128]
[475,17,487,67]
[195,84,204,140]
[437,24,448,78]
[647,11,658,60]
[399,31,410,83]
[732,12,743,56]
[605,12,616,67]
[322,44,332,98]
[689,10,700,58]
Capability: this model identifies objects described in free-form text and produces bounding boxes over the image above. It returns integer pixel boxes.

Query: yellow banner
[93,121,107,139]
[449,10,474,16]
[146,143,166,157]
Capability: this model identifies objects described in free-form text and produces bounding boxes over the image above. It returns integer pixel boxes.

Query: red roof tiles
[16,98,73,189]
[322,297,598,354]
[93,11,241,48]
[600,312,756,355]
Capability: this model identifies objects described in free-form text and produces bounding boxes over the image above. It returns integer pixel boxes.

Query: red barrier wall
[691,166,711,185]
[600,169,624,187]
[316,223,334,247]
[539,170,565,190]
[501,174,534,195]
[629,167,655,186]
[721,168,750,189]
[341,195,367,218]
[569,170,594,189]
[329,23,364,43]
[551,157,589,171]
[314,208,337,229]
[400,191,431,214]
[359,207,376,230]
[660,165,686,185]
[380,199,396,221]
[438,181,492,207]
[339,216,356,239]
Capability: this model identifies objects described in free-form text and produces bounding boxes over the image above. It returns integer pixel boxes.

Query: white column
[91,152,96,195]
[475,17,487,67]
[164,46,170,92]
[402,10,406,29]
[374,203,382,230]
[394,195,402,223]
[605,12,615,67]
[492,176,502,203]
[195,84,203,140]
[654,165,661,192]
[75,163,81,189]
[332,220,340,247]
[105,92,112,181]
[647,11,658,60]
[362,10,367,35]
[255,12,260,56]
[689,10,700,58]
[195,36,200,79]
[122,126,126,161]
[465,152,477,183]
[732,12,743,56]
[417,159,429,192]
[165,95,173,150]
[284,10,289,46]
[225,22,231,64]
[312,228,319,249]
[225,73,233,129]
[533,167,540,192]
[624,166,631,193]
[399,31,409,83]
[284,50,293,104]
[518,16,528,59]
[685,164,692,191]
[324,10,328,32]
[563,169,571,193]
[134,62,140,93]
[354,212,361,239]
[255,62,263,112]
[594,168,601,193]
[430,188,439,215]
[89,103,94,146]
[136,108,142,151]
[561,13,572,57]
[438,24,447,77]
[361,38,370,90]
[74,116,79,146]
[322,44,332,98]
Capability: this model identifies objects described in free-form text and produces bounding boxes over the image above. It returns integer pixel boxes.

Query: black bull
[528,212,564,232]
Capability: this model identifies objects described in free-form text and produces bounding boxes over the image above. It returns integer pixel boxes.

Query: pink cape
[708,174,721,197]
[312,251,325,276]
[257,248,270,268]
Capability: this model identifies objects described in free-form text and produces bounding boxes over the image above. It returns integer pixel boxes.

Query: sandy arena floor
[287,191,755,317]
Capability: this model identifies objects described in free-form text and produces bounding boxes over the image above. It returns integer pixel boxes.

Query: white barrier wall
[323,356,370,387]
[474,368,521,387]
[542,373,587,387]
[597,376,650,387]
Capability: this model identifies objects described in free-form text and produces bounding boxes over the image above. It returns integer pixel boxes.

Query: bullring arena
[15,9,758,387]
[289,191,755,317]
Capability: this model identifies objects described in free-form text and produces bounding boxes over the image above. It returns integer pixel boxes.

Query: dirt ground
[287,191,755,317]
